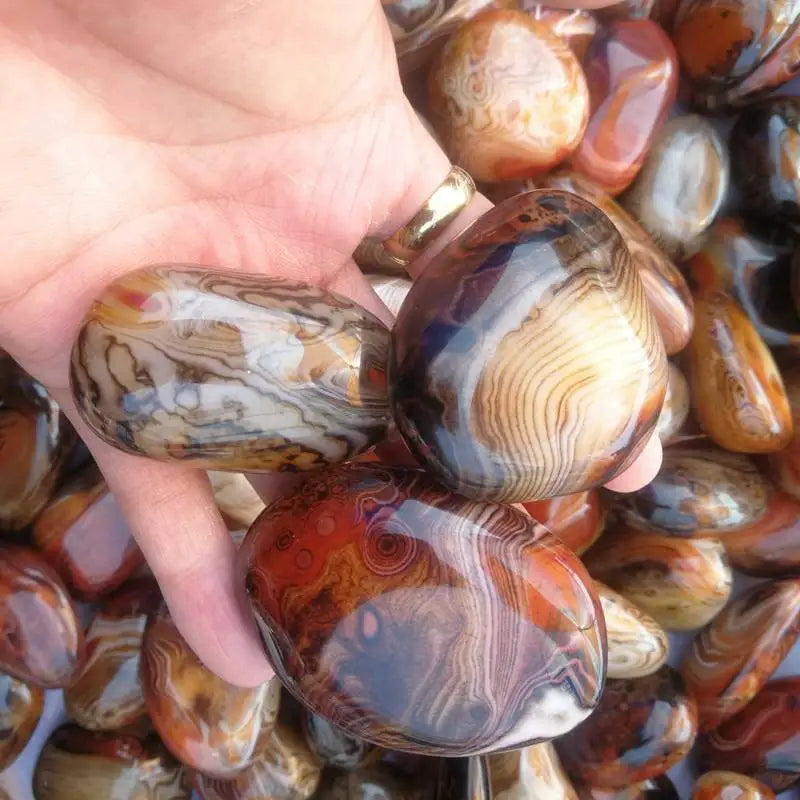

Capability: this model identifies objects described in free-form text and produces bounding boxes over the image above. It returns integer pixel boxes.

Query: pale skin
[0,0,661,687]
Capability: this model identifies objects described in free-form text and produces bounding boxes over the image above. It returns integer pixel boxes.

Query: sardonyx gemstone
[390,190,667,504]
[522,490,605,555]
[70,266,391,473]
[241,463,606,756]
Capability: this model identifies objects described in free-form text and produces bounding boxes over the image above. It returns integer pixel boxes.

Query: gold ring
[354,165,475,274]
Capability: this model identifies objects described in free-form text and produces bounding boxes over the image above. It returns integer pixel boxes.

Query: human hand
[0,0,661,686]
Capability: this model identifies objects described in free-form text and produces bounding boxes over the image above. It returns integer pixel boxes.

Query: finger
[603,432,662,493]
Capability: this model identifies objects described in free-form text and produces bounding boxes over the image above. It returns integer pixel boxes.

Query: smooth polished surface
[33,725,191,800]
[65,577,161,731]
[570,20,678,196]
[596,582,669,679]
[556,666,698,788]
[527,7,598,61]
[488,741,577,800]
[693,771,776,800]
[0,673,43,770]
[686,292,792,454]
[70,266,391,473]
[141,608,281,777]
[192,719,321,800]
[542,171,694,355]
[390,190,666,503]
[0,358,75,531]
[657,364,691,444]
[242,463,606,756]
[577,776,679,800]
[770,364,800,499]
[522,490,605,556]
[621,115,729,262]
[302,711,379,771]
[32,465,143,601]
[427,10,588,183]
[583,529,732,630]
[681,579,800,731]
[0,546,84,689]
[614,447,771,536]
[700,677,800,792]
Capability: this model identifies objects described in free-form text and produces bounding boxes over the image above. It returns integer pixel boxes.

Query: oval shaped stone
[488,741,577,800]
[657,364,690,444]
[0,545,84,688]
[241,463,606,755]
[621,115,730,262]
[543,171,694,355]
[556,666,698,789]
[770,364,800,498]
[141,607,281,776]
[528,7,598,61]
[583,529,733,630]
[687,292,792,453]
[427,10,588,183]
[33,724,191,800]
[595,581,669,679]
[523,490,605,556]
[693,772,776,800]
[0,358,75,531]
[614,447,771,536]
[570,20,678,196]
[577,776,679,800]
[192,719,321,800]
[65,577,161,731]
[390,190,666,503]
[700,677,800,792]
[302,711,379,770]
[33,465,143,601]
[0,672,43,769]
[70,266,391,473]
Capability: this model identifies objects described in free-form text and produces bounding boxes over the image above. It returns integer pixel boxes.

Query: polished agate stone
[657,364,690,444]
[522,6,599,61]
[488,742,577,800]
[621,115,729,262]
[681,579,800,732]
[302,711,378,771]
[193,719,321,800]
[583,528,732,630]
[578,776,679,800]
[208,471,265,530]
[542,171,694,356]
[556,666,697,788]
[687,292,792,454]
[33,724,191,800]
[522,490,605,556]
[570,20,678,196]
[70,266,391,473]
[241,463,606,755]
[367,275,412,318]
[596,582,668,680]
[427,11,588,183]
[0,358,75,531]
[693,772,776,800]
[32,465,143,600]
[0,546,84,688]
[390,191,666,503]
[141,607,281,776]
[65,578,160,731]
[0,672,43,769]
[615,447,771,536]
[770,365,800,498]
[700,677,800,791]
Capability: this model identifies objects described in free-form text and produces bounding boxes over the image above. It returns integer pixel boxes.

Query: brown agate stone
[302,711,379,771]
[390,190,666,503]
[770,365,800,499]
[657,364,691,444]
[693,772,776,800]
[556,666,698,788]
[427,10,589,183]
[0,545,84,688]
[241,463,606,756]
[0,672,43,769]
[487,741,578,800]
[522,490,605,555]
[522,6,599,61]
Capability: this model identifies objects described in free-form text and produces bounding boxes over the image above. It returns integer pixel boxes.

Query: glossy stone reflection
[302,711,378,771]
[525,7,598,61]
[0,672,43,769]
[657,364,690,444]
[488,741,577,800]
[522,490,605,555]
[0,358,75,531]
[65,578,161,731]
[427,10,588,183]
[693,772,776,800]
[242,463,606,756]
[557,666,698,788]
[621,115,729,262]
[681,579,800,731]
[70,266,391,473]
[390,190,666,503]
[33,724,191,800]
[571,20,678,196]
[578,776,679,800]
[141,607,281,776]
[0,546,84,688]
[700,677,800,792]
[770,365,800,498]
